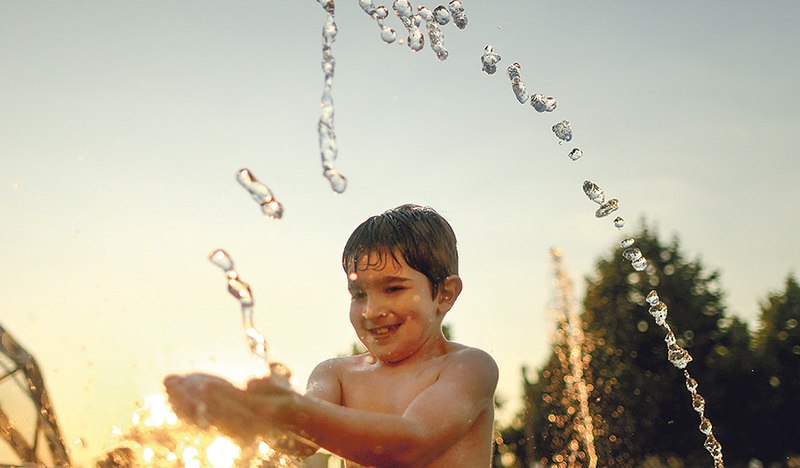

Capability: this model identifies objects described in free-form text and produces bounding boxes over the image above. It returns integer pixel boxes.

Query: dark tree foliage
[750,275,800,464]
[522,224,739,467]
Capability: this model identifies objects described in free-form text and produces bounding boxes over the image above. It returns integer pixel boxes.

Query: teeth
[371,324,399,335]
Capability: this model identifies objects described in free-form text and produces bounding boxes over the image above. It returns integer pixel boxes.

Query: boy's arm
[206,348,498,468]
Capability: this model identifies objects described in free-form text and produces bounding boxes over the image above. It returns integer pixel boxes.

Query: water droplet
[704,434,723,459]
[649,301,668,326]
[622,247,642,262]
[381,26,397,43]
[407,28,425,51]
[507,63,529,104]
[552,120,572,142]
[530,93,557,112]
[236,169,284,220]
[426,21,448,60]
[228,277,253,306]
[324,168,347,194]
[614,217,625,229]
[393,0,413,19]
[582,180,605,204]
[631,256,648,271]
[699,417,713,435]
[209,249,234,272]
[685,372,698,392]
[595,199,619,218]
[691,392,705,413]
[480,45,501,75]
[621,237,636,249]
[568,148,583,161]
[645,289,658,305]
[667,343,693,369]
[433,5,451,25]
[664,330,676,346]
[448,0,468,29]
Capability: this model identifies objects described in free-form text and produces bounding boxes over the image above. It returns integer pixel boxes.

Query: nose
[361,295,387,319]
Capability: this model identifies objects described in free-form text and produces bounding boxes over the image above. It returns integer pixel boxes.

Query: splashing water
[448,0,468,29]
[236,169,283,220]
[506,63,529,104]
[358,0,397,43]
[433,5,452,25]
[531,93,557,112]
[644,288,724,465]
[209,249,270,378]
[614,216,625,230]
[621,237,635,248]
[316,0,347,193]
[552,120,573,143]
[418,6,448,60]
[594,198,619,218]
[480,45,502,75]
[568,148,583,161]
[393,0,425,52]
[98,394,300,468]
[582,180,605,205]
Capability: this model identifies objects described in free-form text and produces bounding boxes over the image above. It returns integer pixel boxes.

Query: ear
[437,275,463,314]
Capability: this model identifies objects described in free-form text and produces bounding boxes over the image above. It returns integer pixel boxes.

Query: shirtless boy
[164,204,498,468]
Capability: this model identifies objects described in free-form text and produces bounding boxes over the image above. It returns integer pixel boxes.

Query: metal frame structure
[0,323,70,467]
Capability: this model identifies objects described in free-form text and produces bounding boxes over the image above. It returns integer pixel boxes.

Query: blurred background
[2,1,798,466]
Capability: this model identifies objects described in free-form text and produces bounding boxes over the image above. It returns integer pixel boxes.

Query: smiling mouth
[369,324,401,336]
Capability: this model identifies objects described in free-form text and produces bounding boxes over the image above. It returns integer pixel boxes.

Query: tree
[751,275,800,463]
[523,224,736,467]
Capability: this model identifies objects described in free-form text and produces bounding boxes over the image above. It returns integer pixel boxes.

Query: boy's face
[347,250,446,364]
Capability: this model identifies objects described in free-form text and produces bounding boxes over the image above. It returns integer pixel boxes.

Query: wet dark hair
[342,204,458,297]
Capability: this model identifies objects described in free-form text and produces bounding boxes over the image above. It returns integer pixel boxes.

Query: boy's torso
[335,344,494,468]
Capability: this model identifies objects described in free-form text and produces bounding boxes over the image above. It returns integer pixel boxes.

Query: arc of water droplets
[236,169,283,220]
[548,249,598,468]
[476,29,721,464]
[582,180,624,231]
[316,0,347,194]
[643,287,724,467]
[209,249,271,378]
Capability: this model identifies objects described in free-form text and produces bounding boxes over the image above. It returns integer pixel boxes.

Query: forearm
[279,394,436,468]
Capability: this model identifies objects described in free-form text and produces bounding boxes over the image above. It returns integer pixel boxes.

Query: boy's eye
[386,286,405,293]
[350,291,366,300]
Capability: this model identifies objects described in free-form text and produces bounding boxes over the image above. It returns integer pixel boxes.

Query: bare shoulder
[442,344,499,389]
[306,354,372,403]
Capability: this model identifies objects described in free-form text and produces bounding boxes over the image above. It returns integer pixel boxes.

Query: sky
[2,1,799,466]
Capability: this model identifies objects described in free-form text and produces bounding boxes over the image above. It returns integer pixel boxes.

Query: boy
[164,204,498,467]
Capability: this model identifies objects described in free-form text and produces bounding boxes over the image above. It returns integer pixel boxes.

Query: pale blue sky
[2,1,799,466]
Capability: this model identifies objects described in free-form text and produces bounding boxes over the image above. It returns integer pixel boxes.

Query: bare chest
[340,363,441,415]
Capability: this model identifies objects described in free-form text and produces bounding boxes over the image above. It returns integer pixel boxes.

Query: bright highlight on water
[236,169,283,220]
